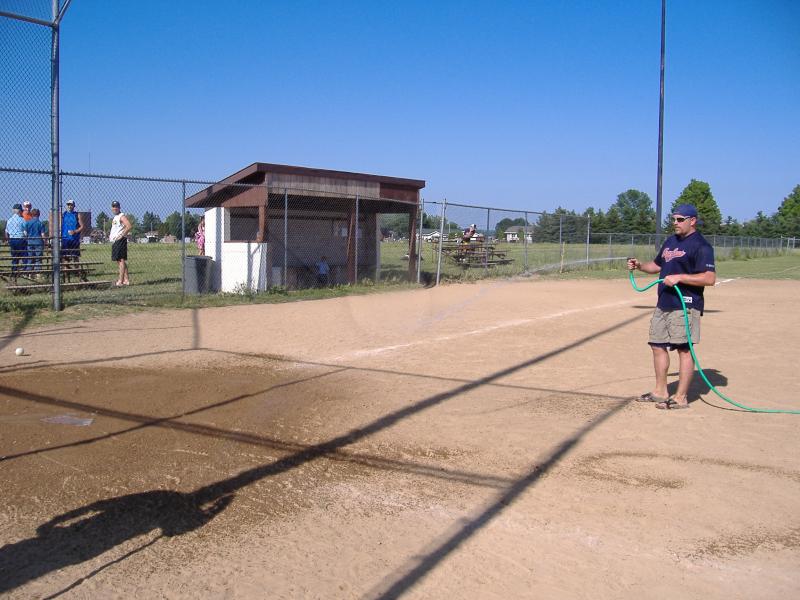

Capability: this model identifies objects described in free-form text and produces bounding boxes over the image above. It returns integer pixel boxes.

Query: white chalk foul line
[325,299,635,363]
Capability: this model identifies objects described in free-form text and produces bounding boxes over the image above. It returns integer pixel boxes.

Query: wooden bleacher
[439,240,513,268]
[0,243,112,293]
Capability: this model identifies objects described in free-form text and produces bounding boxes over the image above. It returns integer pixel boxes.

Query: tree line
[93,210,202,240]
[492,181,800,241]
[7,183,798,242]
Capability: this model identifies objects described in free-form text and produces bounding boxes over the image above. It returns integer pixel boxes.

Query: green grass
[0,242,421,330]
[410,240,799,283]
[713,252,800,280]
[409,240,664,281]
[534,250,800,282]
[1,241,796,332]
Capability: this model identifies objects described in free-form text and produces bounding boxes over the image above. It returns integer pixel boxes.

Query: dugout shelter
[185,163,425,291]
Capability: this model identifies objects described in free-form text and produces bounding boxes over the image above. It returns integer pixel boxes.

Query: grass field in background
[396,239,795,281]
[383,240,637,281]
[1,241,797,330]
[534,251,800,282]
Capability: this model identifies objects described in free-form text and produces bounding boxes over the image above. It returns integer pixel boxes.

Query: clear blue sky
[6,0,800,221]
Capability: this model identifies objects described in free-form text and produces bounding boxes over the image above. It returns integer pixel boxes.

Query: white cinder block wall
[204,207,269,292]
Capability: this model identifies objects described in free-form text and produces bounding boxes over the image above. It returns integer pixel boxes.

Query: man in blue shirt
[316,255,330,287]
[627,204,716,410]
[61,200,85,263]
[24,208,47,275]
[5,204,27,276]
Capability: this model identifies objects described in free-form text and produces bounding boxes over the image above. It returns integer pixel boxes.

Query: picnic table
[439,240,513,268]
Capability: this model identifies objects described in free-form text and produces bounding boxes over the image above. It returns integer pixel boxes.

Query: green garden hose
[628,271,800,414]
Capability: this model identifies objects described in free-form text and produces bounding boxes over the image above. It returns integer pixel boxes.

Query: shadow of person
[667,368,728,403]
[0,489,232,594]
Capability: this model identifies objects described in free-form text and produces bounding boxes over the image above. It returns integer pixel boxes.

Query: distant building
[504,225,533,243]
[421,229,441,242]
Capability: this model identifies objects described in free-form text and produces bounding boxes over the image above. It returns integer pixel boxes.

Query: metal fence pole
[355,195,359,283]
[585,214,591,267]
[417,198,423,284]
[284,189,288,286]
[436,200,446,285]
[484,208,491,270]
[50,3,62,311]
[523,211,529,271]
[558,214,563,248]
[181,181,186,299]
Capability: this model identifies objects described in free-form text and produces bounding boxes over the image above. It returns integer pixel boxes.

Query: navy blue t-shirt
[653,231,715,313]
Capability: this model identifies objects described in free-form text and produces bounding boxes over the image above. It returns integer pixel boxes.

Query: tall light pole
[656,0,666,242]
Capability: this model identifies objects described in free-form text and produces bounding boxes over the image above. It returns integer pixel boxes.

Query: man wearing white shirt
[109,201,132,286]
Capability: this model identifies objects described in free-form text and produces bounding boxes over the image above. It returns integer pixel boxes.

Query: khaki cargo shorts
[648,307,701,348]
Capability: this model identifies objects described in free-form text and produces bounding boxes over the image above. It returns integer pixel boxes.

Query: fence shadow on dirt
[0,312,647,596]
[368,400,629,600]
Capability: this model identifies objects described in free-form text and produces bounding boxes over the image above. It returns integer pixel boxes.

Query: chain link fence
[422,201,794,283]
[1,8,796,310]
[0,169,796,306]
[0,169,205,304]
[0,168,424,304]
[0,14,52,171]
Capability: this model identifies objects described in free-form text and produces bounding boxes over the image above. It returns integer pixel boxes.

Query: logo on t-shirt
[662,248,686,262]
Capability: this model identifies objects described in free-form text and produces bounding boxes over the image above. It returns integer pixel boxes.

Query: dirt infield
[1,277,799,599]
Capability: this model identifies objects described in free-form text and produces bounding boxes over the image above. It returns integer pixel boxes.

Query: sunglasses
[672,216,693,223]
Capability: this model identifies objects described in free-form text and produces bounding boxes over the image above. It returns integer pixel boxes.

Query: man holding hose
[627,204,716,410]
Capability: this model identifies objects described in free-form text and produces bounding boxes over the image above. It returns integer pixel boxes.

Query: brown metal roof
[186,162,425,209]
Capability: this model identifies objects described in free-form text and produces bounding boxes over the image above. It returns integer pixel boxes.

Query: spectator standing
[194,216,205,255]
[109,200,132,286]
[21,201,33,221]
[316,255,330,287]
[462,224,477,243]
[5,204,27,276]
[61,199,85,267]
[24,208,47,276]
